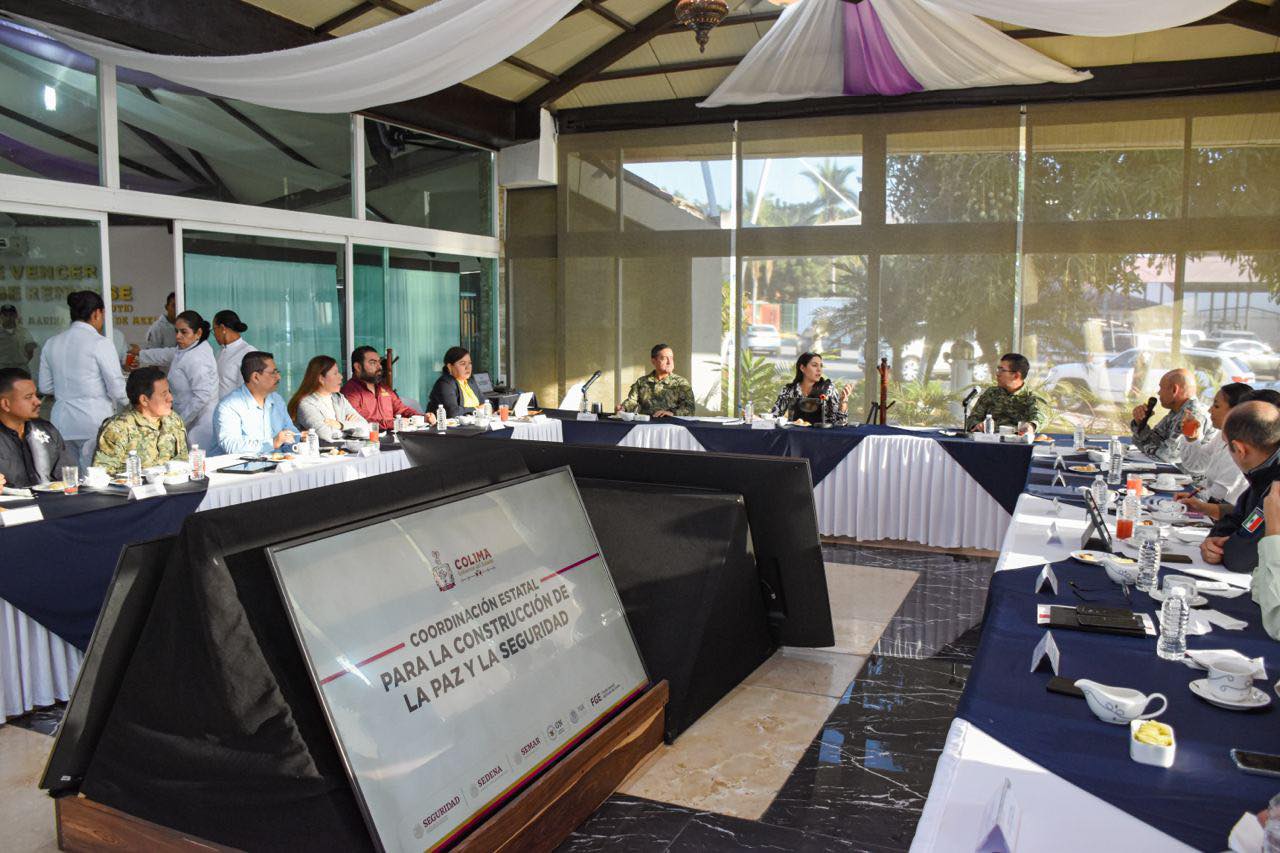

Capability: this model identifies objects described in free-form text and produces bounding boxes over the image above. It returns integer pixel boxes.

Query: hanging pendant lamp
[675,0,730,53]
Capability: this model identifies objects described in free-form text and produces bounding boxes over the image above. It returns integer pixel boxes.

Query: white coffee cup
[998,425,1014,436]
[143,466,166,484]
[410,415,426,427]
[1155,473,1178,489]
[1205,658,1254,702]
[84,466,109,486]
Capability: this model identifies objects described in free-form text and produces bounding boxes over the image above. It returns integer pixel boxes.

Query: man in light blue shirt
[212,350,298,455]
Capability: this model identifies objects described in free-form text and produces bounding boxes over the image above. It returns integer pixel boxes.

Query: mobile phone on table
[1231,749,1280,779]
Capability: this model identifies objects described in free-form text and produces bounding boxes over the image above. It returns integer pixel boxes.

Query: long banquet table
[911,442,1273,852]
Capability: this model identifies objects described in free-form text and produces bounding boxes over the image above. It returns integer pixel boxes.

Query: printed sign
[268,469,648,852]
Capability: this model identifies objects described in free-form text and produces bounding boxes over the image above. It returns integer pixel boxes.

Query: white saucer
[1070,550,1111,564]
[1149,588,1208,607]
[1189,678,1271,710]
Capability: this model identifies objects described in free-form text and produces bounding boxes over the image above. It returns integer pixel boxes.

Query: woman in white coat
[136,310,219,449]
[212,309,254,401]
[37,290,128,467]
[1176,381,1252,520]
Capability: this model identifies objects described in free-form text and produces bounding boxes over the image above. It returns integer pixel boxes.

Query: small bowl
[1103,556,1141,586]
[1130,719,1175,768]
[343,440,365,452]
[619,411,636,422]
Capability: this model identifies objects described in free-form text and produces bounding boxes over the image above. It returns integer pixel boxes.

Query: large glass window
[354,246,463,410]
[740,120,862,228]
[364,118,494,236]
[622,129,734,232]
[1182,253,1280,385]
[887,126,1020,224]
[0,23,99,185]
[1190,111,1280,218]
[182,231,344,397]
[117,77,350,213]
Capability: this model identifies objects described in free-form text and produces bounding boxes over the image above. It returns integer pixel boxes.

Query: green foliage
[887,380,958,427]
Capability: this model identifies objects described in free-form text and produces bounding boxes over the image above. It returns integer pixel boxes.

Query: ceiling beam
[366,0,413,15]
[314,2,375,35]
[4,0,528,147]
[522,1,679,107]
[504,56,560,82]
[558,52,1280,135]
[581,0,635,32]
[1209,0,1280,37]
[593,55,741,82]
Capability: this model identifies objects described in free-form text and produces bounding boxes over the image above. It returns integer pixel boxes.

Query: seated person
[289,355,371,441]
[340,345,426,431]
[1254,485,1280,641]
[428,346,484,419]
[212,351,299,455]
[1129,368,1209,468]
[0,367,75,488]
[769,352,851,425]
[1201,401,1280,572]
[1247,388,1280,408]
[619,343,694,418]
[94,366,189,474]
[965,353,1042,433]
[1175,382,1252,521]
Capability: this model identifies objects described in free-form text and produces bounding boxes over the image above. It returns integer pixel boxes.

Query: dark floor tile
[9,703,64,737]
[873,555,993,662]
[668,812,858,852]
[758,655,969,849]
[556,796,696,852]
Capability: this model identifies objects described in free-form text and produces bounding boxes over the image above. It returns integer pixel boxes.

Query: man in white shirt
[212,309,254,400]
[145,292,177,350]
[37,290,128,467]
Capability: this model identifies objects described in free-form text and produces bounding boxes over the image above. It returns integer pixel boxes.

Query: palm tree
[801,159,860,225]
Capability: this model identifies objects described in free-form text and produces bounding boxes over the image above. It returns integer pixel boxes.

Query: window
[887,125,1019,224]
[740,119,862,228]
[0,23,99,185]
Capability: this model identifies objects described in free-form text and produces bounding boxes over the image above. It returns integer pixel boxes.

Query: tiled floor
[0,542,997,853]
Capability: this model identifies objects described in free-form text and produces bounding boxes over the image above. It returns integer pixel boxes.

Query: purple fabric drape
[843,1,923,96]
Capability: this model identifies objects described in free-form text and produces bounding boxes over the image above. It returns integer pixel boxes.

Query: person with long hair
[135,310,218,448]
[212,309,254,399]
[290,355,370,441]
[37,290,128,467]
[1176,381,1253,520]
[428,346,485,418]
[769,352,852,426]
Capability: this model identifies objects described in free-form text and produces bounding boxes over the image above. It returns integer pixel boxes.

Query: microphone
[1138,395,1157,429]
[581,370,602,394]
[961,387,979,408]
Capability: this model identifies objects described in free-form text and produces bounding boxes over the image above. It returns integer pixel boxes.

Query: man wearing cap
[0,304,36,371]
[145,292,177,350]
[212,309,254,400]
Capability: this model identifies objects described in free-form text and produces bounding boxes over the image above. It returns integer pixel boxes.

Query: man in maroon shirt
[340,346,431,431]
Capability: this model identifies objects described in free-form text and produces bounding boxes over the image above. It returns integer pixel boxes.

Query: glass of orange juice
[1116,516,1134,540]
[1181,415,1199,439]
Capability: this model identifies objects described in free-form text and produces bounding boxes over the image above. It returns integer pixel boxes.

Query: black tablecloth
[0,482,208,650]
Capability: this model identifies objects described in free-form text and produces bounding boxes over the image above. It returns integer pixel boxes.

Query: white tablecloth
[910,445,1243,851]
[500,421,1012,551]
[1,449,413,723]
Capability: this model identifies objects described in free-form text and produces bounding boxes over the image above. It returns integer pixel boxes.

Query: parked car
[1043,347,1256,405]
[1200,337,1280,379]
[900,339,990,383]
[745,323,781,356]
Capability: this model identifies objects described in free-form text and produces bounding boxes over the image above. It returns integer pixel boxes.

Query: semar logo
[430,550,456,592]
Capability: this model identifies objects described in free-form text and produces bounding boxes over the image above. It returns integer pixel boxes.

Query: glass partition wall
[515,93,1280,427]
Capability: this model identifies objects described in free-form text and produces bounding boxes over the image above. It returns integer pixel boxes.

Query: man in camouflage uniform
[619,343,695,418]
[965,353,1044,432]
[1130,367,1208,469]
[93,366,188,474]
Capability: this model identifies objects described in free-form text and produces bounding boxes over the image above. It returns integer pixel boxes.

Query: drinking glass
[61,466,79,495]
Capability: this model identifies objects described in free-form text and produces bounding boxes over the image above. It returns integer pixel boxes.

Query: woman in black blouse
[770,352,852,426]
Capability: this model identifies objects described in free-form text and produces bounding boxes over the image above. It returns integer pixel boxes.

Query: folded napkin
[1183,649,1267,679]
[1229,810,1264,853]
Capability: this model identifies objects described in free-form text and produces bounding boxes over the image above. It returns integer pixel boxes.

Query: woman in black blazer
[428,346,485,418]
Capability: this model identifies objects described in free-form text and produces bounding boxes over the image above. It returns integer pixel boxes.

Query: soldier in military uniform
[1130,367,1209,468]
[93,366,189,474]
[965,353,1043,433]
[619,343,695,418]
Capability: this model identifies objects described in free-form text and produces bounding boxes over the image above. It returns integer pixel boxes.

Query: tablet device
[216,460,277,475]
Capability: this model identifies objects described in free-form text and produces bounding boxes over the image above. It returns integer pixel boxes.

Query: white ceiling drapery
[923,0,1239,38]
[12,0,579,113]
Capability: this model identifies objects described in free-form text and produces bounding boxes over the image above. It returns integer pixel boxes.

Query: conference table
[911,442,1274,852]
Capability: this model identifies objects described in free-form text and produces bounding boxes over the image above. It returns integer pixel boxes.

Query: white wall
[108,225,174,348]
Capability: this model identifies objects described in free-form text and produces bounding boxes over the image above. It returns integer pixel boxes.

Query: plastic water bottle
[743,400,754,423]
[1090,475,1109,510]
[1073,424,1085,451]
[1136,525,1161,593]
[1263,793,1280,853]
[125,450,142,487]
[307,429,319,457]
[187,444,205,480]
[436,404,447,433]
[394,414,404,434]
[1107,437,1124,485]
[1156,584,1190,660]
[983,414,994,434]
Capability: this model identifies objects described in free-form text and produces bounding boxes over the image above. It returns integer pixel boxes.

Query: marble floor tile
[667,811,859,852]
[618,684,839,821]
[0,725,58,853]
[825,563,919,623]
[744,648,868,699]
[556,796,696,853]
[760,654,970,848]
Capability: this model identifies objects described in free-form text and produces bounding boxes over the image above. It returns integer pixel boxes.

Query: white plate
[1189,678,1271,710]
[1152,511,1188,523]
[1148,588,1209,607]
[1150,484,1186,493]
[31,482,70,493]
[1070,550,1112,564]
